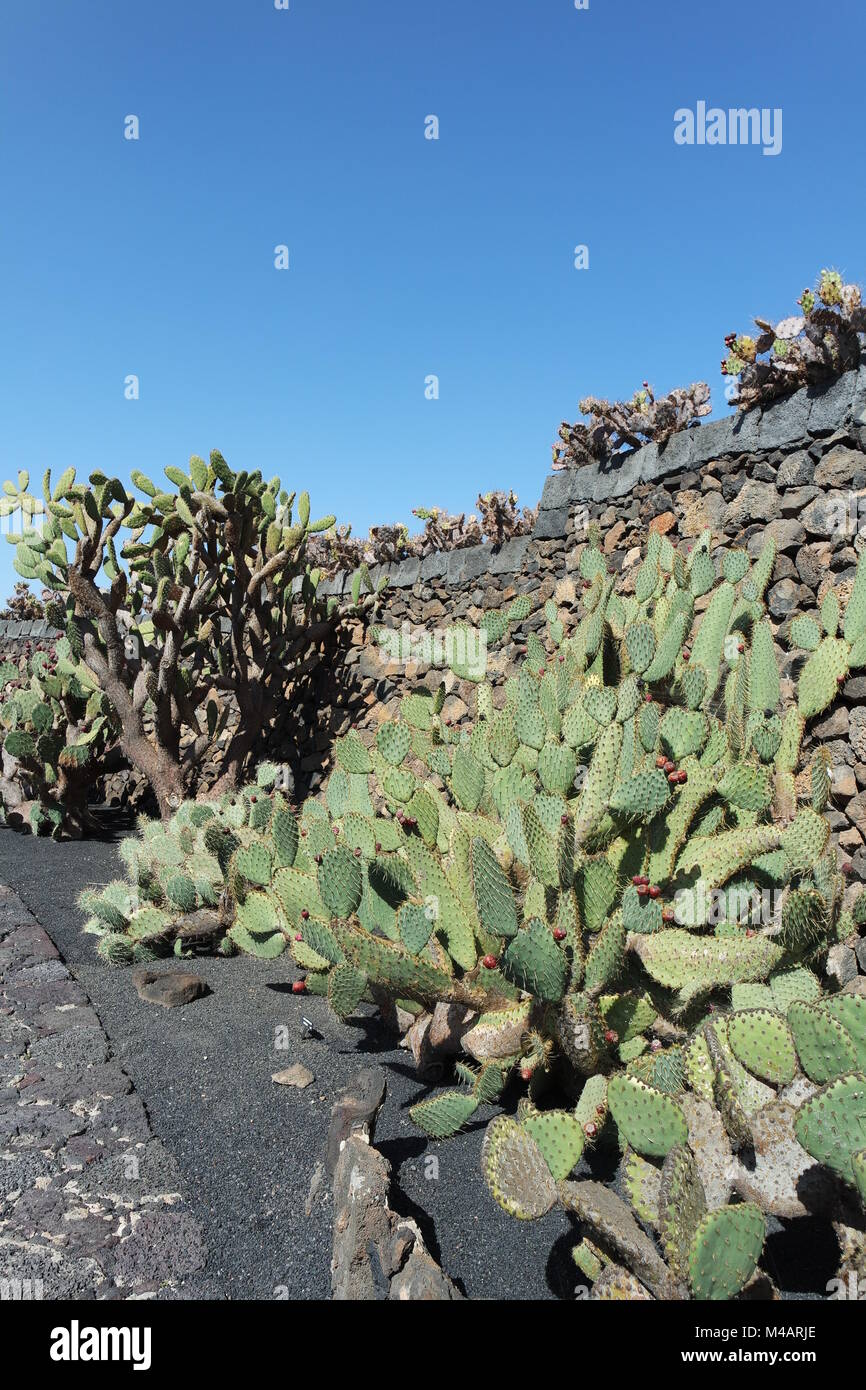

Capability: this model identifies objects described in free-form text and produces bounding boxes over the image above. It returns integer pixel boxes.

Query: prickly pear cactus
[0,640,117,837]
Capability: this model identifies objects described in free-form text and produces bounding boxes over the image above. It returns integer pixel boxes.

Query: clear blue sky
[2,0,864,600]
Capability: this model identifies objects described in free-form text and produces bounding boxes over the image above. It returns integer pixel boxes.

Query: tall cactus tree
[3,455,382,818]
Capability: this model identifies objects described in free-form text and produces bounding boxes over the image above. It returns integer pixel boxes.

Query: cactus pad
[607,1075,689,1158]
[788,1002,858,1084]
[501,918,567,1002]
[410,1089,479,1139]
[522,1110,585,1180]
[687,1203,765,1301]
[481,1116,558,1219]
[794,1072,866,1186]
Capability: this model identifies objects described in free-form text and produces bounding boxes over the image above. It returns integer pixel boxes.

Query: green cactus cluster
[482,1103,767,1299]
[1,455,385,823]
[0,637,117,837]
[553,383,712,470]
[723,269,864,409]
[80,522,866,1296]
[790,559,866,719]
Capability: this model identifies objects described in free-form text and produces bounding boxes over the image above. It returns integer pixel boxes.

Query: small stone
[815,707,850,740]
[776,449,814,487]
[832,768,858,800]
[760,519,805,553]
[850,707,866,763]
[813,445,866,488]
[131,969,209,1009]
[728,480,780,526]
[802,493,848,538]
[826,944,858,988]
[272,1063,315,1089]
[648,511,676,536]
[767,578,809,618]
[847,791,866,839]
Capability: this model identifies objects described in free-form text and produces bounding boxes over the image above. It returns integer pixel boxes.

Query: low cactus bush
[0,581,48,621]
[1,457,383,820]
[82,524,866,1296]
[552,382,712,471]
[307,492,536,575]
[722,269,866,410]
[0,641,117,836]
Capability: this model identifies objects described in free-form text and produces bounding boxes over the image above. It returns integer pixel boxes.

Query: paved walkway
[0,885,207,1300]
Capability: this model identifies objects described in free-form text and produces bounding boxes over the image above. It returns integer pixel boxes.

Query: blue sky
[1,0,864,600]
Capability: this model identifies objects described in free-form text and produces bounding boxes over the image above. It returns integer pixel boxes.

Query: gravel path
[0,825,576,1300]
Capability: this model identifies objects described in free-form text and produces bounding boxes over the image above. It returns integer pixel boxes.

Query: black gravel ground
[0,823,578,1300]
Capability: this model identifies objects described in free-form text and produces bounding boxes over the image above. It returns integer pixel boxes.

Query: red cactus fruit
[482,954,498,970]
[291,980,306,994]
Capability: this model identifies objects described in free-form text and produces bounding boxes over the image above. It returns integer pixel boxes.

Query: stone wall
[310,367,866,879]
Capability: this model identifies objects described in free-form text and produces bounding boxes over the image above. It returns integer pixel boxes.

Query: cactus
[553,382,712,470]
[723,270,865,410]
[794,1073,866,1189]
[792,550,866,719]
[0,637,118,837]
[1,458,386,819]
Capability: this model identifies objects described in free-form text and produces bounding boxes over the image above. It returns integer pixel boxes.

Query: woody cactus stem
[4,456,385,819]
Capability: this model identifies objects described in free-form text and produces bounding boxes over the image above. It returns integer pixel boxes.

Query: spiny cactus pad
[687,1203,765,1301]
[522,1110,585,1180]
[481,1116,558,1219]
[607,1075,689,1158]
[500,919,567,1002]
[794,1072,866,1186]
[657,1144,707,1283]
[410,1089,479,1139]
[726,1009,798,1086]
